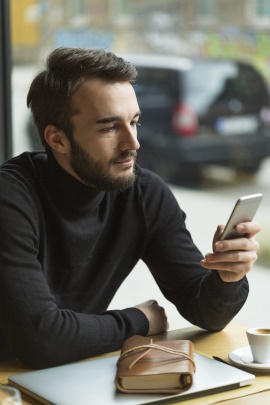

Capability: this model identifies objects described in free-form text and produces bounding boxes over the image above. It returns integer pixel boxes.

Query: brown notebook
[115,335,196,394]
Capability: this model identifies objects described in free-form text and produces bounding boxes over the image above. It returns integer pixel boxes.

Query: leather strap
[118,339,196,371]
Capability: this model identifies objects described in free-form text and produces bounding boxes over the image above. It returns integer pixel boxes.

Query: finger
[235,221,261,238]
[201,253,256,272]
[215,224,225,237]
[213,225,225,248]
[201,260,252,284]
[201,258,255,272]
[202,249,258,265]
[214,237,259,253]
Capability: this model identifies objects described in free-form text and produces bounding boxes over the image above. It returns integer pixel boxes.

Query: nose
[118,125,140,152]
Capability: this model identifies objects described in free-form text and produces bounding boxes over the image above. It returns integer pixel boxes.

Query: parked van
[124,54,270,183]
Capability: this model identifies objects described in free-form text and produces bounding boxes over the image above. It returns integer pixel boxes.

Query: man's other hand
[135,300,169,335]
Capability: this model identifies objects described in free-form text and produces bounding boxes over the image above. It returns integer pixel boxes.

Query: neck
[50,149,86,186]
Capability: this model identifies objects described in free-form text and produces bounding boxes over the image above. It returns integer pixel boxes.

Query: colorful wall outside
[10,0,40,47]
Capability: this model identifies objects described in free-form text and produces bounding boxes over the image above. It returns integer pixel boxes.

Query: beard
[69,137,137,192]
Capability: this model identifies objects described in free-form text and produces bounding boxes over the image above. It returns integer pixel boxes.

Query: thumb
[213,224,225,251]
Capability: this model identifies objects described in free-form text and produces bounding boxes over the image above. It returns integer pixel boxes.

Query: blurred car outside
[27,54,270,185]
[125,54,270,184]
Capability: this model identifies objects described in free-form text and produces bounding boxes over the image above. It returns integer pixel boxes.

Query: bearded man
[0,47,260,369]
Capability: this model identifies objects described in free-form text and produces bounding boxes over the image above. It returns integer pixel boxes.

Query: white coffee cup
[246,327,270,364]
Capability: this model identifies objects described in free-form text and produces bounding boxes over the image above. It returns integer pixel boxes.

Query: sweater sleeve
[140,170,249,331]
[0,172,149,369]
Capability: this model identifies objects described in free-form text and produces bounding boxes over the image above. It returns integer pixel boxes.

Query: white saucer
[229,346,270,372]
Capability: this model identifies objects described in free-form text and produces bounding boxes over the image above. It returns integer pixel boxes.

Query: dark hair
[27,47,137,149]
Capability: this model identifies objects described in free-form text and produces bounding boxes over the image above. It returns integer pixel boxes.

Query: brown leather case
[115,335,195,394]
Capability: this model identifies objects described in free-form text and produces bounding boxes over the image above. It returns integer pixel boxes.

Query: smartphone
[219,193,263,241]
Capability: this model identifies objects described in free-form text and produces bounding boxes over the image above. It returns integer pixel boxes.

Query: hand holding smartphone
[219,193,263,241]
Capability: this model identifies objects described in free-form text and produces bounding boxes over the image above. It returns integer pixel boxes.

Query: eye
[101,125,117,133]
[131,120,141,127]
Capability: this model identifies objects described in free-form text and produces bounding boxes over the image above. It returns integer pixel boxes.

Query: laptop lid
[8,353,254,405]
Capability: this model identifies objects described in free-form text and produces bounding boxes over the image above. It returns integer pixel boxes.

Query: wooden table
[1,322,270,404]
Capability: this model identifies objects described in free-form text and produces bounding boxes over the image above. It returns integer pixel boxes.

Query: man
[0,47,260,369]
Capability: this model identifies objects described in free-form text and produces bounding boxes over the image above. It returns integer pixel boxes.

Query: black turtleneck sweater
[0,152,248,369]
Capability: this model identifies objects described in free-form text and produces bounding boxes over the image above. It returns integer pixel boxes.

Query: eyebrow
[95,110,141,124]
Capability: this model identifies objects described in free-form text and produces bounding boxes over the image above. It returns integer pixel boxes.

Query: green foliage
[204,32,270,84]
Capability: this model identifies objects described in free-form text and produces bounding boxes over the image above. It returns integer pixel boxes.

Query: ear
[44,125,70,154]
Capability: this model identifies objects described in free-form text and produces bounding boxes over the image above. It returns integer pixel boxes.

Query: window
[250,0,270,24]
[110,0,132,23]
[116,0,131,16]
[255,0,270,17]
[196,0,216,21]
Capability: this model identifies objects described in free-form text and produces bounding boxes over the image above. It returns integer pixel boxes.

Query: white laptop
[9,352,254,405]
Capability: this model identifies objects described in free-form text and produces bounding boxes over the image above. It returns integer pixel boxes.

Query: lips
[113,152,137,165]
[114,158,133,164]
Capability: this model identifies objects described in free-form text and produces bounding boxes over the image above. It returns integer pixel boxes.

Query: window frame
[0,0,13,163]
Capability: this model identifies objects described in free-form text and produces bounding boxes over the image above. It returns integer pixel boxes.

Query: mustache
[111,151,137,163]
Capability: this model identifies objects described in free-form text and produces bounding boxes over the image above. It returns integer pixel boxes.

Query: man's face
[67,79,141,191]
